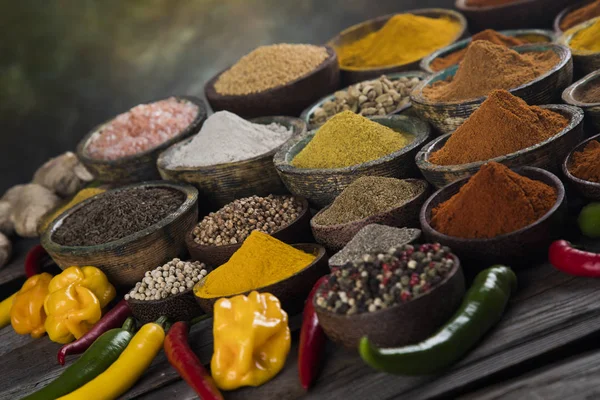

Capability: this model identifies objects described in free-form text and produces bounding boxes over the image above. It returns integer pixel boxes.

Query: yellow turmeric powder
[569,18,600,53]
[39,187,105,232]
[194,231,316,298]
[336,14,461,69]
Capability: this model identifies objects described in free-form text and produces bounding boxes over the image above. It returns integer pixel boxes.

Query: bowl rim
[419,166,565,243]
[558,16,600,55]
[410,43,572,106]
[415,104,584,171]
[455,0,539,11]
[562,132,600,189]
[41,181,199,253]
[553,0,596,34]
[562,68,600,107]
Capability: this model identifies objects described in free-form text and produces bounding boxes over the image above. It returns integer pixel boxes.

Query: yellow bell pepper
[0,293,17,329]
[48,266,115,308]
[211,291,291,390]
[10,273,53,338]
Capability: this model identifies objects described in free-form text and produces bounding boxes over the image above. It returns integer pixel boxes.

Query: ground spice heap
[423,41,560,102]
[561,0,600,31]
[86,97,198,160]
[580,80,600,103]
[570,140,600,183]
[569,19,600,53]
[336,14,461,69]
[40,187,105,232]
[315,243,456,315]
[430,90,569,165]
[431,29,526,72]
[52,187,184,246]
[431,162,557,239]
[313,177,422,226]
[194,231,316,298]
[466,0,519,6]
[214,44,328,95]
[291,111,411,169]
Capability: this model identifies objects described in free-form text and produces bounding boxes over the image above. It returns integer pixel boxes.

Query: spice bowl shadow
[127,286,206,324]
[185,197,313,267]
[562,133,600,200]
[553,0,596,35]
[558,17,600,78]
[410,43,573,134]
[420,166,566,267]
[194,243,328,316]
[76,96,207,184]
[315,254,465,349]
[310,179,431,253]
[415,104,584,189]
[273,114,432,209]
[562,69,600,131]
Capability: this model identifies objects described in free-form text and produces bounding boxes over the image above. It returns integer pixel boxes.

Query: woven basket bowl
[562,69,600,132]
[40,182,199,287]
[563,133,600,200]
[559,17,600,79]
[416,105,584,189]
[273,115,431,209]
[327,8,467,85]
[127,286,206,324]
[554,0,597,35]
[76,96,207,184]
[410,43,573,134]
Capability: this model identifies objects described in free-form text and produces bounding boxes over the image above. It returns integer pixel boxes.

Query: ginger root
[0,184,25,235]
[10,184,61,237]
[33,152,94,197]
[0,233,11,268]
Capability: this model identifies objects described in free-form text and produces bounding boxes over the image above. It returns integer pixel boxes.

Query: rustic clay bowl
[563,133,600,200]
[410,43,573,134]
[157,116,306,212]
[559,18,600,80]
[310,179,430,253]
[315,254,465,349]
[127,287,205,324]
[76,96,207,184]
[420,29,557,73]
[327,8,467,85]
[194,243,328,315]
[41,182,199,287]
[273,115,431,209]
[420,167,566,267]
[554,0,597,35]
[204,46,339,119]
[185,197,313,267]
[416,105,584,188]
[562,69,600,131]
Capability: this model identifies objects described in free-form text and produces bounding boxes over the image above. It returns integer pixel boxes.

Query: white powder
[168,111,293,167]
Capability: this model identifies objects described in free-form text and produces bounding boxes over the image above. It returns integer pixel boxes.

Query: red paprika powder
[570,140,600,183]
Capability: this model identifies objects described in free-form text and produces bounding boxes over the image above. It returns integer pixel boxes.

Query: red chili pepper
[298,275,328,390]
[24,244,49,277]
[164,321,223,400]
[56,299,132,365]
[549,240,600,277]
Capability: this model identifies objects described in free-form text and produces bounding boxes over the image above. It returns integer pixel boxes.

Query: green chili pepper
[22,317,136,400]
[359,266,517,375]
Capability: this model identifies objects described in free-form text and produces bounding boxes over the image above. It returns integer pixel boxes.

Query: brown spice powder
[579,80,600,103]
[560,0,600,31]
[570,140,600,183]
[466,0,520,6]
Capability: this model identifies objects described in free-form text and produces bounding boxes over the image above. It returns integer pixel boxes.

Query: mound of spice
[569,19,600,53]
[561,0,600,31]
[291,111,412,169]
[423,41,560,102]
[192,194,303,246]
[168,111,292,167]
[431,162,557,239]
[570,140,600,183]
[430,90,569,165]
[430,29,526,72]
[316,243,456,315]
[580,79,600,103]
[313,177,422,226]
[194,231,316,298]
[40,187,105,233]
[336,14,461,69]
[466,0,519,6]
[52,187,184,246]
[214,44,329,95]
[86,97,198,160]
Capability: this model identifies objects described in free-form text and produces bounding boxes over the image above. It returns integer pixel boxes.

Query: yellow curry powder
[39,187,105,233]
[570,19,600,53]
[194,231,316,298]
[336,14,461,69]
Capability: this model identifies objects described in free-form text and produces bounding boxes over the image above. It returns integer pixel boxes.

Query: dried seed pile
[315,243,456,315]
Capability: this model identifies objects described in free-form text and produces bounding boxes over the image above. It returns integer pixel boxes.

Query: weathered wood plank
[0,325,34,358]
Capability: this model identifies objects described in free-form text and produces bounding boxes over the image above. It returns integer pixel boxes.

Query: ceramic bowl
[562,69,600,131]
[157,116,306,212]
[410,43,573,134]
[315,254,465,349]
[185,197,313,267]
[273,114,431,209]
[327,8,467,85]
[420,167,566,267]
[76,96,207,184]
[40,182,199,287]
[204,46,339,119]
[194,243,328,315]
[559,18,600,79]
[416,105,584,188]
[127,287,205,324]
[563,133,600,200]
[554,0,597,35]
[310,179,430,253]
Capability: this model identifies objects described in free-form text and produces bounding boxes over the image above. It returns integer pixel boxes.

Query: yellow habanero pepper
[10,273,53,338]
[211,291,291,390]
[0,293,17,329]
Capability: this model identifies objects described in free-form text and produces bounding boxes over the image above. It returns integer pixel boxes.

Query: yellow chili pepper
[0,293,16,329]
[57,318,167,400]
[11,273,53,338]
[211,291,291,390]
[48,266,116,308]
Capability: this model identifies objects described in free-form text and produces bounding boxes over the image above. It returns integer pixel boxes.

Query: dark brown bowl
[315,254,465,349]
[76,96,207,184]
[40,182,199,287]
[185,197,313,267]
[127,287,205,324]
[420,167,566,267]
[194,243,328,315]
[327,8,467,85]
[416,105,584,188]
[310,179,430,253]
[563,133,600,200]
[554,0,597,35]
[559,17,600,79]
[562,69,600,131]
[204,46,339,119]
